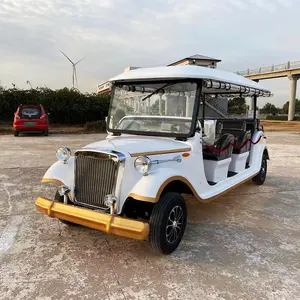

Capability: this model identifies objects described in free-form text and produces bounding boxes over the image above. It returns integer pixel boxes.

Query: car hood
[81,136,191,156]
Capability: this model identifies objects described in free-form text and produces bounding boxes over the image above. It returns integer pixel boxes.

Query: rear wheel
[13,130,19,137]
[252,155,267,185]
[43,130,49,136]
[149,192,187,254]
[54,191,77,226]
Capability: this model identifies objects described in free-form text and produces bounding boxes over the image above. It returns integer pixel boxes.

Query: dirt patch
[261,120,300,132]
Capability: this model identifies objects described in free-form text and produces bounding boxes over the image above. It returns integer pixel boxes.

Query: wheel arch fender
[128,168,194,204]
[41,157,75,189]
[263,147,270,160]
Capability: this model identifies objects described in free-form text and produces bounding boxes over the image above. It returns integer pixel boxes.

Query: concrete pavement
[0,132,300,300]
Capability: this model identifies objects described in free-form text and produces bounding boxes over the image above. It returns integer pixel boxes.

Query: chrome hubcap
[166,206,184,244]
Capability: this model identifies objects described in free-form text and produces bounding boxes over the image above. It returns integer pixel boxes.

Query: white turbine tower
[60,51,85,89]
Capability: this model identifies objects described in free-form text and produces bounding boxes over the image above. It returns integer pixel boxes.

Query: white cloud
[0,0,299,106]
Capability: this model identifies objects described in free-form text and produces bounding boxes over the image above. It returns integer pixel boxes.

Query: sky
[0,0,300,108]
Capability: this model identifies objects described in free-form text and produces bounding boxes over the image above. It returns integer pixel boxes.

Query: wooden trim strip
[41,178,64,185]
[128,193,158,203]
[130,174,258,204]
[130,147,191,157]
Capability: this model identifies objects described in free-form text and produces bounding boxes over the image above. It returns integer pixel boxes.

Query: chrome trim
[76,148,126,162]
[151,155,182,165]
[73,150,123,209]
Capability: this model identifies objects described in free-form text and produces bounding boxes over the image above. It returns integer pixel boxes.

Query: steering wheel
[128,121,140,130]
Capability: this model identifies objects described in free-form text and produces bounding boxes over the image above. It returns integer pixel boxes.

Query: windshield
[107,81,198,137]
[19,107,41,119]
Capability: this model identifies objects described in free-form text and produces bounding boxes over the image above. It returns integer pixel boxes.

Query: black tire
[252,155,267,185]
[149,192,187,254]
[43,130,49,136]
[14,130,19,137]
[54,191,77,226]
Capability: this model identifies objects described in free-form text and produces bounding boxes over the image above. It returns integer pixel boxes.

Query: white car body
[43,129,266,211]
[36,65,272,254]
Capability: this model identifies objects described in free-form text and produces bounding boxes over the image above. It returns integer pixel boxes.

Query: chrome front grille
[74,152,119,209]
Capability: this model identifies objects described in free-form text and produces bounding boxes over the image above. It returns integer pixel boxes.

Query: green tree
[282,99,300,114]
[260,103,279,115]
[0,86,110,124]
[228,97,247,114]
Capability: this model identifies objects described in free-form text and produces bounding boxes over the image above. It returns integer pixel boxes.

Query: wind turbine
[26,80,32,89]
[60,51,85,89]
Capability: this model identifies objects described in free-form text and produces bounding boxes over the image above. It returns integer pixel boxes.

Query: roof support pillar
[249,79,259,111]
[159,95,162,115]
[288,75,300,121]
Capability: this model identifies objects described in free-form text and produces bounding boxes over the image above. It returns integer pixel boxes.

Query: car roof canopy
[110,65,272,97]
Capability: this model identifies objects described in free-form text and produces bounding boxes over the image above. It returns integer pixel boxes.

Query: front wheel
[149,192,187,254]
[252,155,267,185]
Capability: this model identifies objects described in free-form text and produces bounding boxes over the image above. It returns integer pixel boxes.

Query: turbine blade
[74,57,85,65]
[60,51,75,65]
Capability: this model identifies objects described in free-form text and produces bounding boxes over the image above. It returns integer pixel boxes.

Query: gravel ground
[0,132,300,300]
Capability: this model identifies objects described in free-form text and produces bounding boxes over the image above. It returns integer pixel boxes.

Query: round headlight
[56,147,71,162]
[134,156,151,175]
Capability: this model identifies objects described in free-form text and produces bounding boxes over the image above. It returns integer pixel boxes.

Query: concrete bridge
[237,60,300,121]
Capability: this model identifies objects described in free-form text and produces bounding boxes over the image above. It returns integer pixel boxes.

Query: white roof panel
[109,65,271,94]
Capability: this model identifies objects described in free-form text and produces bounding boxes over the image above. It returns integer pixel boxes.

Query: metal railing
[237,60,300,76]
[205,97,228,118]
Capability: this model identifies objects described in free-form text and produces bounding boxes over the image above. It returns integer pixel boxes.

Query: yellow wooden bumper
[35,197,149,240]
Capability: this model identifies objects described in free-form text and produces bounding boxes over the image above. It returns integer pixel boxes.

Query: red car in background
[13,104,49,136]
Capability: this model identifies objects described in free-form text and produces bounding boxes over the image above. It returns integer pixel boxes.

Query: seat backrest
[221,129,251,153]
[222,120,246,131]
[245,119,260,133]
[214,133,235,160]
[216,121,223,135]
[203,120,216,146]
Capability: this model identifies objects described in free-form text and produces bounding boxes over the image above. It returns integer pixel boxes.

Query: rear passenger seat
[221,129,251,154]
[222,120,247,131]
[221,120,251,154]
[203,133,235,161]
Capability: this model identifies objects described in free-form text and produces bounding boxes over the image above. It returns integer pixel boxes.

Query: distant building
[96,54,222,94]
[167,54,221,68]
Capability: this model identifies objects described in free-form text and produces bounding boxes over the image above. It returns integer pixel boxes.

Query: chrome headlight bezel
[56,147,71,163]
[134,156,152,175]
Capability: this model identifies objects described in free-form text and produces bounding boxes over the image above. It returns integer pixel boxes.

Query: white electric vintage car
[36,66,272,254]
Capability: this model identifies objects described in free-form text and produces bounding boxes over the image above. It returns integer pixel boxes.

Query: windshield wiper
[141,82,176,102]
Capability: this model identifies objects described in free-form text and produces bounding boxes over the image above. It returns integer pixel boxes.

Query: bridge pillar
[288,75,300,121]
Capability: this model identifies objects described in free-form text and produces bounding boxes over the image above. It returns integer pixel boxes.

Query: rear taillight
[15,114,20,120]
[40,114,46,120]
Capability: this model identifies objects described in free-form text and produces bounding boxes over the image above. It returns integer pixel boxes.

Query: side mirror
[47,113,51,116]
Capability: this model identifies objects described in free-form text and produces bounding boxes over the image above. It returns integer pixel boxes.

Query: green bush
[84,120,107,132]
[265,115,300,121]
[0,87,111,125]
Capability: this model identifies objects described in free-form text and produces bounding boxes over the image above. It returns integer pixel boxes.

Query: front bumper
[14,125,48,131]
[35,197,149,240]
